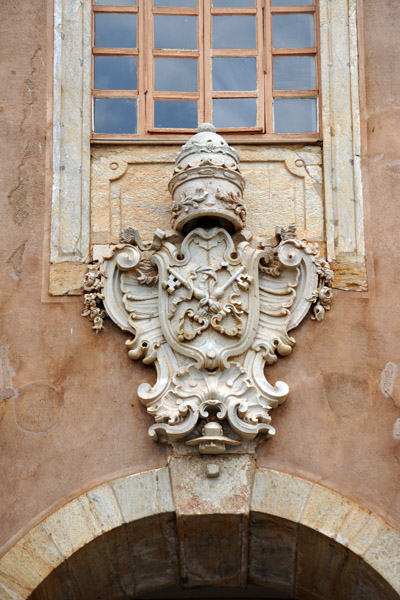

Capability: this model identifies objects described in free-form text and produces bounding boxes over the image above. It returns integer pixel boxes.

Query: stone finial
[197,123,217,133]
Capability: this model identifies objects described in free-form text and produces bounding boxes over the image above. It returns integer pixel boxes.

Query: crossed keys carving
[162,264,253,341]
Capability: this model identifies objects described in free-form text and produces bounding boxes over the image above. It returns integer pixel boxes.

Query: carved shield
[154,227,262,369]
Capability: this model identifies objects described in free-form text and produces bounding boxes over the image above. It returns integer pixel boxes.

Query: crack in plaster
[6,241,27,281]
[7,46,42,227]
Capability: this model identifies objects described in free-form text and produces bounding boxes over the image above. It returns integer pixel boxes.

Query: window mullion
[138,0,146,137]
[265,0,274,133]
[315,0,322,136]
[203,0,212,124]
[256,0,265,132]
[144,0,153,135]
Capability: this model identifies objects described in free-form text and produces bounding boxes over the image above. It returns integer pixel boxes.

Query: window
[50,0,366,295]
[91,0,320,139]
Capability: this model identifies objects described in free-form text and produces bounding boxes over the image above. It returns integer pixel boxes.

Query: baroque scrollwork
[82,124,333,453]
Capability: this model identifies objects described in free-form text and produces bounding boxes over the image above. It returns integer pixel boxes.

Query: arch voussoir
[0,465,399,599]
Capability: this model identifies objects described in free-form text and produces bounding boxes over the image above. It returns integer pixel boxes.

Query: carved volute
[82,125,333,454]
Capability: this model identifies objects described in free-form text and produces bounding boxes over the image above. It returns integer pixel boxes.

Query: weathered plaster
[7,45,43,229]
[0,346,17,403]
[7,242,27,282]
[380,362,399,403]
[13,382,63,433]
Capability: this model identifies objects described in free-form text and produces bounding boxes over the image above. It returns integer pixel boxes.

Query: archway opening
[28,511,399,600]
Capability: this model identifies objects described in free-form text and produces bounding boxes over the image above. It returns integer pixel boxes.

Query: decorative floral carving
[276,224,297,241]
[309,257,334,321]
[171,188,209,226]
[215,189,247,224]
[81,263,106,332]
[119,227,145,247]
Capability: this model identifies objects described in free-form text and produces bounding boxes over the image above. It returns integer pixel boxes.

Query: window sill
[91,137,323,145]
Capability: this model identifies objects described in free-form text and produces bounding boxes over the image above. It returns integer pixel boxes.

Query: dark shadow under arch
[29,511,399,600]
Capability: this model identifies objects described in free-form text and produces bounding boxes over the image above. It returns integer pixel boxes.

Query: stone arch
[0,466,399,599]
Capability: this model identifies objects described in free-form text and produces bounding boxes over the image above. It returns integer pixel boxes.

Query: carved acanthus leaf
[147,364,274,444]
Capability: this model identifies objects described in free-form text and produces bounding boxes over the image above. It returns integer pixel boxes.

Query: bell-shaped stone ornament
[186,421,241,455]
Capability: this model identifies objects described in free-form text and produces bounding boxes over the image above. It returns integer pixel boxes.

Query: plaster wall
[0,0,400,558]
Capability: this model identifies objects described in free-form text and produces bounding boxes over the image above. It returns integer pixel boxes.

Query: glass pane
[213,57,257,91]
[154,100,198,128]
[272,14,314,48]
[155,58,197,92]
[213,16,256,49]
[95,0,136,4]
[154,0,196,5]
[94,56,137,90]
[95,14,137,48]
[213,98,257,127]
[274,56,315,90]
[274,97,317,133]
[94,98,137,134]
[272,0,313,4]
[213,0,254,6]
[154,16,197,49]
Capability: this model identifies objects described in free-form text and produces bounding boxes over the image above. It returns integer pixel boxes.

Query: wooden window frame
[146,4,204,133]
[203,1,264,134]
[91,0,321,141]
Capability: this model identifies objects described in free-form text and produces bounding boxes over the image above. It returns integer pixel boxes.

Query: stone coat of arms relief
[83,124,333,454]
